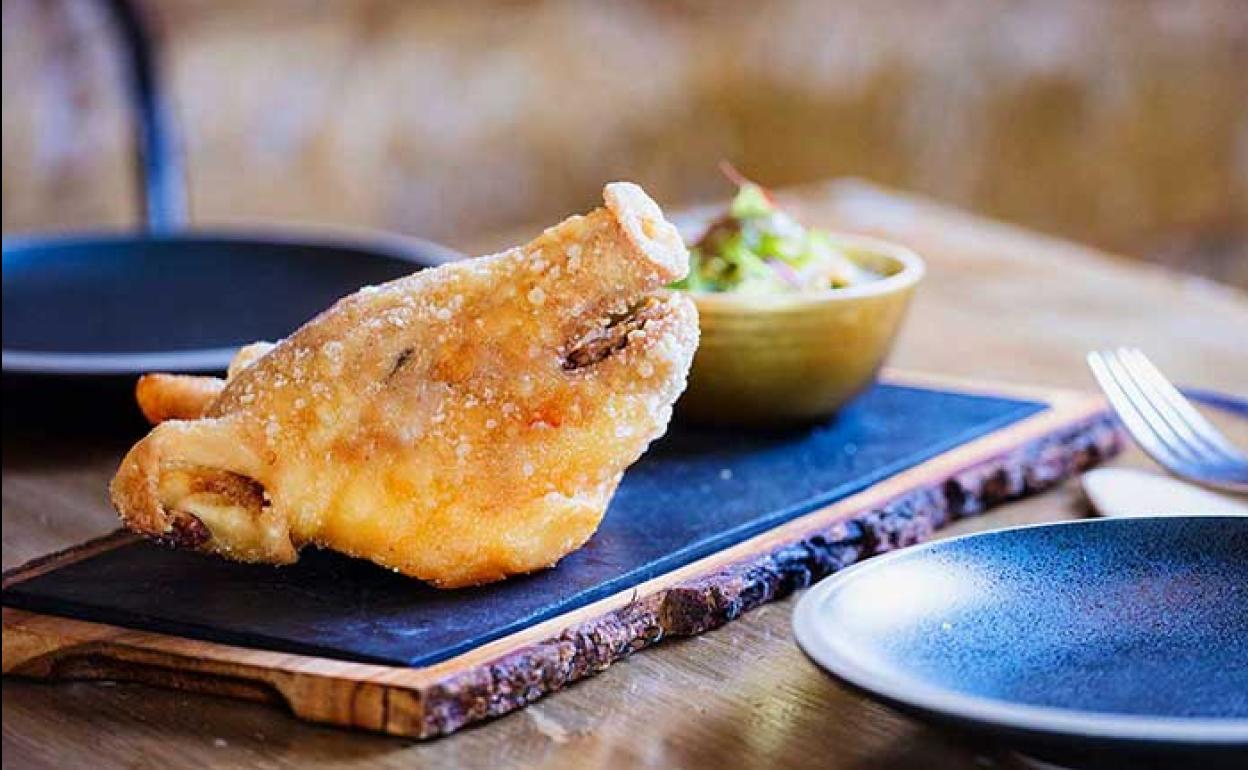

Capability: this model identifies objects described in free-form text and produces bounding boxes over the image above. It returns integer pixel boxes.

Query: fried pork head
[111,183,699,587]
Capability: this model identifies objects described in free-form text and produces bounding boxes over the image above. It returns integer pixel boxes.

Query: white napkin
[1081,467,1248,518]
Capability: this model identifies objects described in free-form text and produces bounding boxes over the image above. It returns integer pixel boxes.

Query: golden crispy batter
[136,374,224,424]
[110,182,699,587]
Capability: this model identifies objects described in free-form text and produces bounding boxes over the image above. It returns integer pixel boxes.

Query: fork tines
[1088,348,1248,494]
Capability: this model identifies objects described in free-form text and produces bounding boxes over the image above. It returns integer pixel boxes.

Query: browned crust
[107,183,697,587]
[135,374,225,424]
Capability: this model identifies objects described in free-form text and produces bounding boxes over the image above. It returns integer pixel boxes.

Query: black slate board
[2,383,1044,667]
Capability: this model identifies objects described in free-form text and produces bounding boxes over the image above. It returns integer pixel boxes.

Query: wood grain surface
[1,381,1119,740]
[4,181,1247,769]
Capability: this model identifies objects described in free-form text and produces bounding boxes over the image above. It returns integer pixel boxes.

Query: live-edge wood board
[2,373,1122,739]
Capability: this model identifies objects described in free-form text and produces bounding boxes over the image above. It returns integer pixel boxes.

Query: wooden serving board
[2,374,1121,739]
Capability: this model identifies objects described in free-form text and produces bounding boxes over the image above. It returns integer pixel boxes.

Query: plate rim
[1,347,241,375]
[792,514,1248,747]
[2,228,462,376]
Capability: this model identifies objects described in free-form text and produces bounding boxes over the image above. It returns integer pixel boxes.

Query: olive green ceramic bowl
[678,234,924,426]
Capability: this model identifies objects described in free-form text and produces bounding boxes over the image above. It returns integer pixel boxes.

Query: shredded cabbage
[673,177,874,293]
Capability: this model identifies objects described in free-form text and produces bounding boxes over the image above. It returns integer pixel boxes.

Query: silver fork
[1088,348,1248,494]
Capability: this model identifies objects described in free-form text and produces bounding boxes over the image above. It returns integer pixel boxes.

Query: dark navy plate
[793,516,1248,766]
[1,230,459,376]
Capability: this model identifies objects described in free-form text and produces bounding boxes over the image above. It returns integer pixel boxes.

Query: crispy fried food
[110,182,699,587]
[135,374,224,424]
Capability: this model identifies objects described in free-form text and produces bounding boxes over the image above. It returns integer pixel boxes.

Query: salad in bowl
[673,169,924,425]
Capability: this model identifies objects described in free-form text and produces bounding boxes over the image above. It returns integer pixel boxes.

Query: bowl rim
[679,232,925,308]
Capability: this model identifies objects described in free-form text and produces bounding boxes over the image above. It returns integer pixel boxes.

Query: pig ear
[490,182,689,352]
[603,182,689,284]
[109,418,288,558]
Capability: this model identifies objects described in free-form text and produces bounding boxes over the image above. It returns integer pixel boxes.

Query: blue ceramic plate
[793,515,1248,766]
[1,230,459,376]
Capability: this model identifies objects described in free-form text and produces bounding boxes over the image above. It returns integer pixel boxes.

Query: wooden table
[4,181,1247,769]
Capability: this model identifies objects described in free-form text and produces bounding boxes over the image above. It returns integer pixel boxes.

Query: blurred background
[3,0,1246,287]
